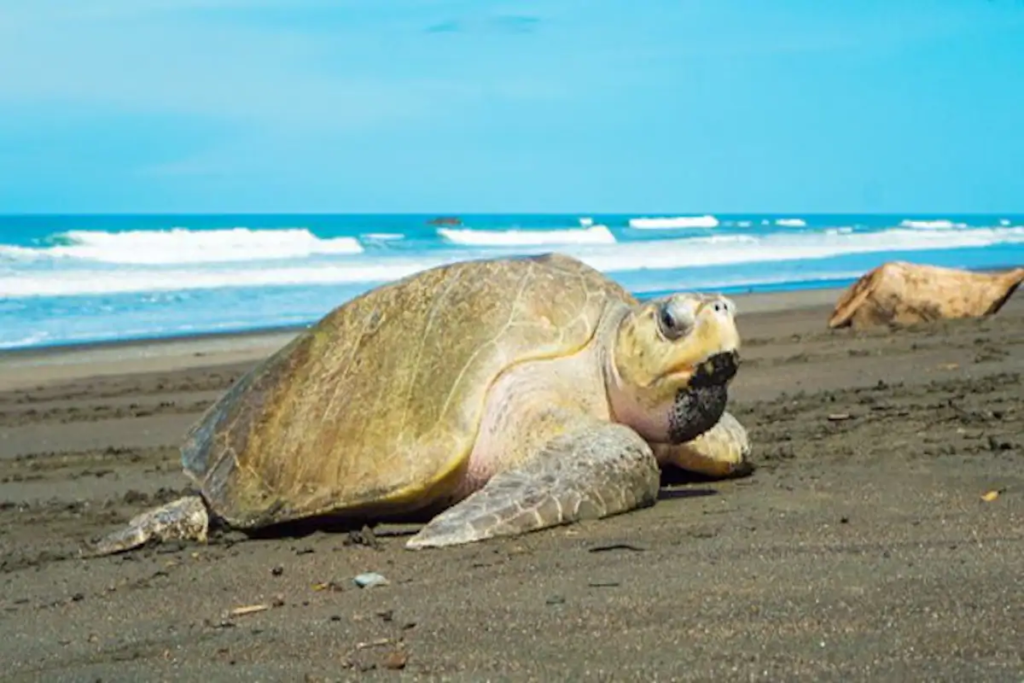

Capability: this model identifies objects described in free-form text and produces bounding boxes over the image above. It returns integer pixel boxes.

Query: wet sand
[1,289,1021,682]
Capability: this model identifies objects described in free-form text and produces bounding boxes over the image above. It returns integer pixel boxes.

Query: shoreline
[1,282,848,357]
[5,261,1020,359]
[0,286,847,392]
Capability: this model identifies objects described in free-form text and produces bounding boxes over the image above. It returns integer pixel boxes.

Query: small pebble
[384,650,408,670]
[353,572,389,588]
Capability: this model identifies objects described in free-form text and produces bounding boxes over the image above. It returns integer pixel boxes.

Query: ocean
[1,213,1022,351]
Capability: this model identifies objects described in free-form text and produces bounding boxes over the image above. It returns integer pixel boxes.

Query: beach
[1,287,1021,681]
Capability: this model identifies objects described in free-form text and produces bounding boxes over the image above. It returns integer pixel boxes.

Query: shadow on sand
[205,467,736,545]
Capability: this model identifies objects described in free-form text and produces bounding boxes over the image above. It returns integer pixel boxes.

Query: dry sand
[0,289,1021,682]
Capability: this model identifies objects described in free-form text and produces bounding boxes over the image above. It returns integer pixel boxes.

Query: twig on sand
[355,637,394,650]
[227,604,271,617]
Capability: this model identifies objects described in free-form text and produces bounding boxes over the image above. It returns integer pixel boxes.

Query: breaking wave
[628,215,720,230]
[899,219,967,230]
[4,226,1021,298]
[438,225,616,246]
[0,227,364,265]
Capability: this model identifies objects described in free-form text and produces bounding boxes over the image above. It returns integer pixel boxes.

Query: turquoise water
[1,213,1022,350]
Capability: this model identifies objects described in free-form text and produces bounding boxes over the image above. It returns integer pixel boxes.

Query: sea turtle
[829,261,1024,331]
[88,253,750,556]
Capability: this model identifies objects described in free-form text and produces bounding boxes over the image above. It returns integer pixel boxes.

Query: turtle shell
[180,253,635,528]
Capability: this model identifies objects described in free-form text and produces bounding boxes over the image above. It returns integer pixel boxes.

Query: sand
[0,289,1021,682]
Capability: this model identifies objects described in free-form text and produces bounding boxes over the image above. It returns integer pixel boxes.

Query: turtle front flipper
[652,411,752,478]
[405,423,660,550]
[82,495,210,558]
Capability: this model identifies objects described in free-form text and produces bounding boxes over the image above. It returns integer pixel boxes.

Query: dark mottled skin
[668,352,738,443]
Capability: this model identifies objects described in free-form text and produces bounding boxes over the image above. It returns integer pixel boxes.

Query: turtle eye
[657,301,691,340]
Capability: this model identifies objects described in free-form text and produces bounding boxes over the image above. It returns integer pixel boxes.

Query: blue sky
[1,0,1022,213]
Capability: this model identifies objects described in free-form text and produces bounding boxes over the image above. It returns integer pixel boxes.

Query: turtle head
[606,292,740,444]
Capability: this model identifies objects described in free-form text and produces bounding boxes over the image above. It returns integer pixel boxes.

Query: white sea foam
[899,219,967,230]
[363,233,405,241]
[775,218,807,227]
[1000,219,1011,226]
[573,227,1024,274]
[0,331,52,349]
[578,217,594,227]
[0,261,444,297]
[438,225,616,246]
[0,227,364,265]
[3,226,1021,298]
[628,215,719,230]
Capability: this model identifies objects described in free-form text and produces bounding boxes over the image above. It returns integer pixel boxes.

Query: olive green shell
[180,253,635,528]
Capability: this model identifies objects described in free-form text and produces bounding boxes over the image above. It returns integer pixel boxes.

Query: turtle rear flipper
[405,422,660,549]
[653,411,753,479]
[83,495,210,557]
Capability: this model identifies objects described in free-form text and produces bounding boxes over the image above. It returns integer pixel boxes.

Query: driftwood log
[828,261,1024,330]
